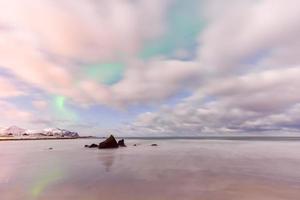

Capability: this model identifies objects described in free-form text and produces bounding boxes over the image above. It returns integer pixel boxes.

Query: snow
[0,126,79,137]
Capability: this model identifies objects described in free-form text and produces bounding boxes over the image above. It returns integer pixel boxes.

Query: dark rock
[89,143,98,148]
[133,144,137,146]
[117,139,126,147]
[84,143,98,148]
[48,147,53,150]
[151,144,158,146]
[99,135,119,149]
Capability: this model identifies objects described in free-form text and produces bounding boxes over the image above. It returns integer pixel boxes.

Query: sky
[0,0,299,136]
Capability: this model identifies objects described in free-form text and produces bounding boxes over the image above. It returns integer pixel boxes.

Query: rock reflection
[98,150,117,172]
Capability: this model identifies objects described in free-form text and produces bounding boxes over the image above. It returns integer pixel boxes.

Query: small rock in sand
[84,144,98,148]
[118,139,126,147]
[89,143,98,148]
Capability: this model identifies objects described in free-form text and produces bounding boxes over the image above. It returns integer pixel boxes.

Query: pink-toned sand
[1,139,300,200]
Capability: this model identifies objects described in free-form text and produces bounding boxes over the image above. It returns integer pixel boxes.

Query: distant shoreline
[1,136,300,142]
[0,136,93,141]
[105,136,300,141]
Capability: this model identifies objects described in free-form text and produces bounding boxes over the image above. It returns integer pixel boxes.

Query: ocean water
[1,139,300,200]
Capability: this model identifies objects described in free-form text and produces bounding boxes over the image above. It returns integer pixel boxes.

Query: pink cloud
[0,76,25,97]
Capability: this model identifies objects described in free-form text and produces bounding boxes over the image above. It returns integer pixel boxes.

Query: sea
[1,138,300,200]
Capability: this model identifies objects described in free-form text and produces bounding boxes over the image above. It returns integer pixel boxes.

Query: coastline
[2,136,300,142]
[0,136,93,141]
[101,136,300,141]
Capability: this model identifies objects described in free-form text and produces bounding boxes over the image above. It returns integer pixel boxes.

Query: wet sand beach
[1,139,300,200]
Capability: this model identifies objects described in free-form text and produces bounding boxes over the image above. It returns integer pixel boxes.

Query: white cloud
[0,76,25,97]
[0,0,200,108]
[111,59,199,106]
[0,0,170,60]
[0,0,299,135]
[0,31,73,94]
[126,66,300,135]
[199,0,300,73]
[32,100,48,110]
[0,100,32,122]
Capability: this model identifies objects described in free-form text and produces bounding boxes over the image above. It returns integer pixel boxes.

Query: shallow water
[1,139,300,200]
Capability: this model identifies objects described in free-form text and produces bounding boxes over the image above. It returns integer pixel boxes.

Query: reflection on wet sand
[98,150,117,172]
[1,139,300,200]
[22,165,300,200]
[30,168,64,199]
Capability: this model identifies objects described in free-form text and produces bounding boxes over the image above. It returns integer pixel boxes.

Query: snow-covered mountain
[0,126,79,138]
[0,126,26,136]
[42,128,79,137]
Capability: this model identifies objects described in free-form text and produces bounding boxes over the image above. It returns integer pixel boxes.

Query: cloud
[0,100,32,122]
[0,0,299,135]
[0,31,73,94]
[198,0,300,73]
[122,0,300,135]
[0,0,200,108]
[200,67,300,112]
[111,59,199,106]
[0,76,25,98]
[32,100,48,110]
[0,0,170,60]
[127,66,300,135]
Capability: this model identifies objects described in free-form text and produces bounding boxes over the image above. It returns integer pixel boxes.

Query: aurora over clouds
[0,0,299,136]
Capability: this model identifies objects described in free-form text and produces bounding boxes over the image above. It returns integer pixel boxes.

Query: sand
[1,139,300,200]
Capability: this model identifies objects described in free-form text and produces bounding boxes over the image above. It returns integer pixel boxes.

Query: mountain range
[0,126,79,138]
